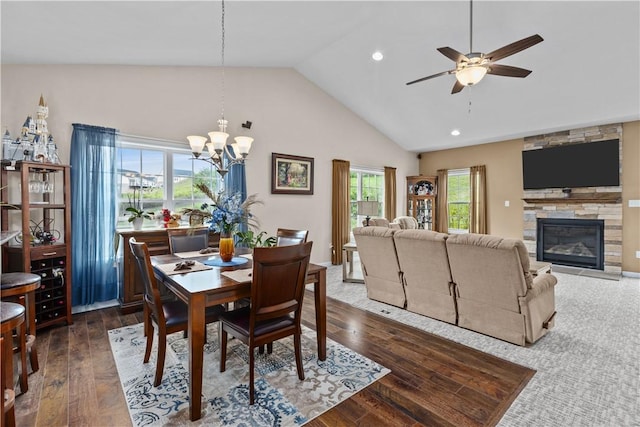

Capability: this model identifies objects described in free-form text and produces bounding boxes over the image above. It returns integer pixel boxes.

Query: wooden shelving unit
[1,161,73,329]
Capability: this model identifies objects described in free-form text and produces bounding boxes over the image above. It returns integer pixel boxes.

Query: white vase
[132,217,144,231]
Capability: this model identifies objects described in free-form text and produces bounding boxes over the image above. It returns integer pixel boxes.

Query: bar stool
[1,273,40,393]
[1,301,25,427]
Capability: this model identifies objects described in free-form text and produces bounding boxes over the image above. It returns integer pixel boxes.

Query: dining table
[150,252,327,422]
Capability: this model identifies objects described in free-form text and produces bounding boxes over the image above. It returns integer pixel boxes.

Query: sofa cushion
[353,226,405,308]
[446,233,530,313]
[393,229,456,324]
[393,216,419,229]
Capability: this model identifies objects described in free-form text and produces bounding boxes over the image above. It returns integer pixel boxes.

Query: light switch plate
[504,200,510,207]
[636,251,640,259]
[629,200,640,207]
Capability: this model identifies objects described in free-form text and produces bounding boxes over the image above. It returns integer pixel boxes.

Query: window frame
[447,168,470,234]
[349,167,385,231]
[116,135,221,229]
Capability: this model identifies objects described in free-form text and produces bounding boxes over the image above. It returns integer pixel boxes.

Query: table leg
[342,249,347,281]
[188,294,206,421]
[25,292,38,372]
[314,268,326,361]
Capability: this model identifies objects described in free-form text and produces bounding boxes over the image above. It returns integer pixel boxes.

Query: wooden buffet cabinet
[118,228,219,313]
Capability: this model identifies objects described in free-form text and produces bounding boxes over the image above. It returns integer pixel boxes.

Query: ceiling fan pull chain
[468,99,472,115]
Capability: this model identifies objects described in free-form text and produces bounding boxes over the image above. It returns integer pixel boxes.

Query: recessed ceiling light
[451,129,461,136]
[372,51,384,61]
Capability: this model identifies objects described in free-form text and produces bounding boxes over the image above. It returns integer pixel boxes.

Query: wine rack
[31,255,67,325]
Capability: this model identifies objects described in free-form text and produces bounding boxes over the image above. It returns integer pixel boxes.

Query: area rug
[108,323,390,426]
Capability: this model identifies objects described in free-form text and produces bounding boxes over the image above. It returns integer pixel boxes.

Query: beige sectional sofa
[353,226,557,346]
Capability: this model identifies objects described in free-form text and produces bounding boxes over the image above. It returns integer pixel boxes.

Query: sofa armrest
[389,223,401,230]
[523,273,557,300]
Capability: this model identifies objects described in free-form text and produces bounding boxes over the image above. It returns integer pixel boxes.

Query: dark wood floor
[14,292,534,426]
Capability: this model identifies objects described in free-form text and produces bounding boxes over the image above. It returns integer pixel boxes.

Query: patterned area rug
[108,323,389,426]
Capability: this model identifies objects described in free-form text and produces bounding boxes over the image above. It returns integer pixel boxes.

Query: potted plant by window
[125,187,154,230]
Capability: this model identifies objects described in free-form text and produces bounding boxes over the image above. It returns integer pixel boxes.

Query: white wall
[1,65,418,263]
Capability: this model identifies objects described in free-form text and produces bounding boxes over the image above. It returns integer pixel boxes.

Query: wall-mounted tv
[522,139,620,190]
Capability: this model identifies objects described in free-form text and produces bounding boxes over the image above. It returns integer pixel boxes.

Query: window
[448,168,470,233]
[116,137,221,228]
[349,168,384,230]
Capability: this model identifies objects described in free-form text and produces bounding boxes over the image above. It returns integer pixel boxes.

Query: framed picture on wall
[271,153,314,195]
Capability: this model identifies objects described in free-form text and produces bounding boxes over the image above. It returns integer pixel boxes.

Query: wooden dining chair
[129,237,226,387]
[219,242,313,405]
[166,227,209,254]
[276,228,308,246]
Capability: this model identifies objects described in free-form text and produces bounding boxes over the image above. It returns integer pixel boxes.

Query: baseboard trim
[622,271,640,279]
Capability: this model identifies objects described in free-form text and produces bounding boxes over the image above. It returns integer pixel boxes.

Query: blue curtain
[225,147,248,233]
[70,123,118,306]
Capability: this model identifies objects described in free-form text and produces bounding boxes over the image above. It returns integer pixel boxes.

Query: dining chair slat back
[219,241,313,404]
[167,228,209,254]
[276,228,308,246]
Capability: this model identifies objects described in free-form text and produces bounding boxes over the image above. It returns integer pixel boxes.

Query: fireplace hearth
[537,218,604,270]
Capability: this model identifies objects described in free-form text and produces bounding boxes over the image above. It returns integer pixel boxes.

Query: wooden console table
[342,242,364,283]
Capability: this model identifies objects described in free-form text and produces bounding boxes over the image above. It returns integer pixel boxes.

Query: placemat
[174,250,217,259]
[220,269,253,283]
[203,257,249,267]
[155,261,213,276]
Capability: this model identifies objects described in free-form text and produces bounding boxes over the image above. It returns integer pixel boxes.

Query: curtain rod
[118,132,186,146]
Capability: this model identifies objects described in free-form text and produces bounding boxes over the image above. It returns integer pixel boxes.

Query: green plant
[124,187,154,222]
[235,230,276,249]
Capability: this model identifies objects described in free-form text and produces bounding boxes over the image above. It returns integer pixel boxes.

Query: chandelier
[187,0,253,178]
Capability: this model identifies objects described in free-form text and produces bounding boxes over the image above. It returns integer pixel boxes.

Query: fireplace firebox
[536,218,604,270]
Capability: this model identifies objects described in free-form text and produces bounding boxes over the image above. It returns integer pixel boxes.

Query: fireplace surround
[522,123,623,277]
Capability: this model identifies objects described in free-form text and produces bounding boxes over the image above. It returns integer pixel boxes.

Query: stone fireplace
[522,124,623,277]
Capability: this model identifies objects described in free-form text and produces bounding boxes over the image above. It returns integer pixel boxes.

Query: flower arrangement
[124,187,154,222]
[195,183,261,235]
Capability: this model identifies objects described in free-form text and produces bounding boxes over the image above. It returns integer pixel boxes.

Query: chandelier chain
[220,0,225,122]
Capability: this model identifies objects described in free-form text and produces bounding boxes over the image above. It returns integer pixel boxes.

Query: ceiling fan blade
[451,80,465,94]
[437,47,469,63]
[487,64,532,78]
[406,70,455,86]
[484,34,543,62]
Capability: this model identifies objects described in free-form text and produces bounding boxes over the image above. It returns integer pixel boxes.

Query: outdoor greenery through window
[116,138,221,229]
[350,168,384,230]
[448,168,470,233]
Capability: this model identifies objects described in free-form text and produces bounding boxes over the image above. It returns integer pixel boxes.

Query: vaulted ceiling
[2,1,639,152]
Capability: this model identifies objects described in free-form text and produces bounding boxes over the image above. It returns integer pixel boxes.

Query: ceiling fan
[406,0,543,94]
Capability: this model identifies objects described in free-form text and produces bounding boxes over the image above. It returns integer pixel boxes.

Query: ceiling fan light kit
[407,0,543,94]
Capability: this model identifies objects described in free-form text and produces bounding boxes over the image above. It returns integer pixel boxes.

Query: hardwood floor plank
[34,325,69,427]
[67,314,100,426]
[86,309,132,427]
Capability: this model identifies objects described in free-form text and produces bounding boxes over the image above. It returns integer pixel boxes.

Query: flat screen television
[522,139,620,190]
